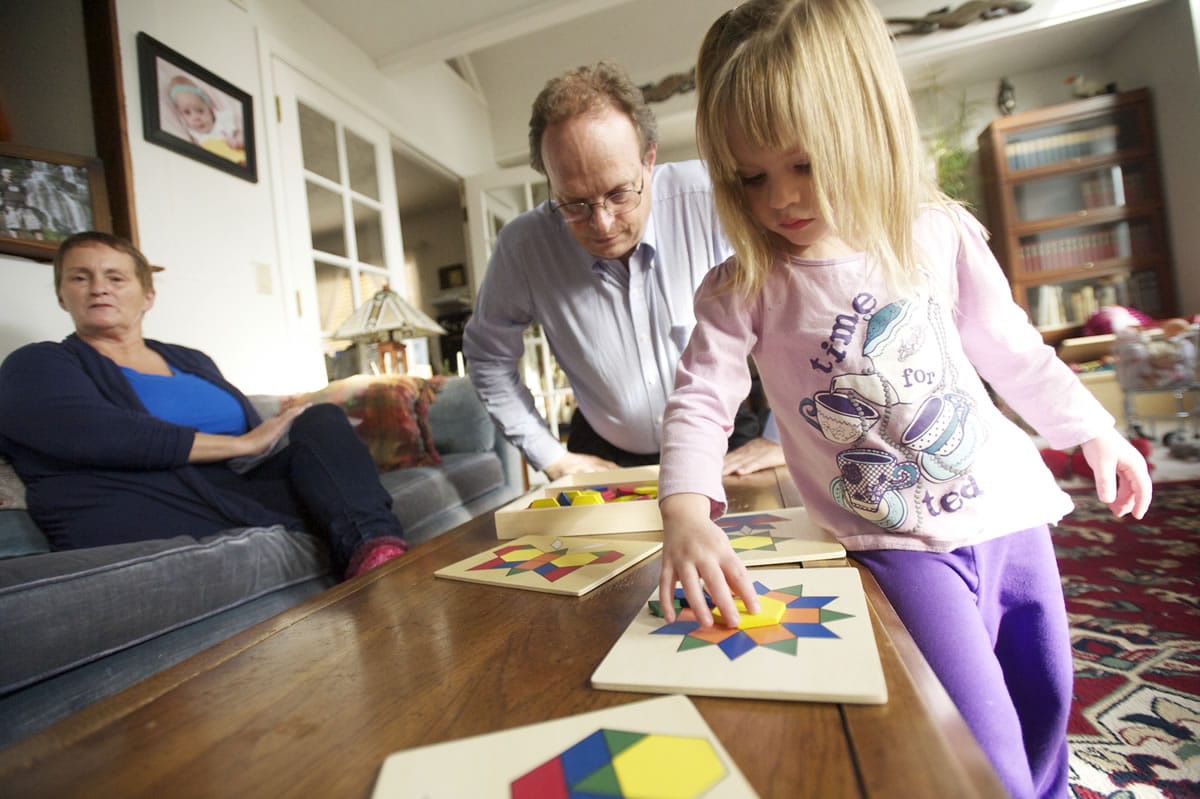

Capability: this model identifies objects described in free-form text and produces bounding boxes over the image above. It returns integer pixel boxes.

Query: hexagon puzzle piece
[711,595,785,629]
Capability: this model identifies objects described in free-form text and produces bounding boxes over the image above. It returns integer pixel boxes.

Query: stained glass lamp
[333,285,446,374]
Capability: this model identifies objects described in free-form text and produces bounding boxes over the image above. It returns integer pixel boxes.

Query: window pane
[359,269,388,301]
[307,181,346,256]
[298,102,339,182]
[345,129,379,200]
[314,261,354,338]
[353,201,385,267]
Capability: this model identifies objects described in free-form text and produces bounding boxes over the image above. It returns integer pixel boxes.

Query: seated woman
[0,231,406,578]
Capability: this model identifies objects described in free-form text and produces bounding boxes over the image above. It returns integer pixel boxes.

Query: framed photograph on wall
[0,143,111,261]
[438,263,467,291]
[136,32,257,183]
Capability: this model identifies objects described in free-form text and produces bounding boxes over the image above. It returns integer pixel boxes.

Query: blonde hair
[696,0,950,297]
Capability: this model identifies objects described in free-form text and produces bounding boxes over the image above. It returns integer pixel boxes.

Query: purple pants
[854,526,1072,799]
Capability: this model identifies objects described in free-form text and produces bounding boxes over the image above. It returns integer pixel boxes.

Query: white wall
[1108,0,1200,316]
[0,0,497,396]
[115,0,294,393]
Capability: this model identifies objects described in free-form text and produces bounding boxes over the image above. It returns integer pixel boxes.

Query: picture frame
[0,143,111,261]
[136,32,257,183]
[437,263,467,291]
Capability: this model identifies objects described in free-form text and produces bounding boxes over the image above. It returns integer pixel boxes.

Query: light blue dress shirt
[463,160,734,471]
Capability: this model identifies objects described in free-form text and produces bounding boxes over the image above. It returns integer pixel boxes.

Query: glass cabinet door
[1011,162,1151,224]
[1017,216,1157,274]
[1002,108,1143,172]
[1025,270,1162,331]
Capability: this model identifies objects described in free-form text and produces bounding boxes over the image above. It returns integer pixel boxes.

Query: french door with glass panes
[273,59,404,381]
[463,167,576,437]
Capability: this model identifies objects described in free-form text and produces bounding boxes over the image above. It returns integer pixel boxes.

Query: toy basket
[1112,323,1199,443]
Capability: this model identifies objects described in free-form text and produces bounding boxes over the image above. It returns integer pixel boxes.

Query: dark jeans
[201,403,402,574]
[566,396,764,467]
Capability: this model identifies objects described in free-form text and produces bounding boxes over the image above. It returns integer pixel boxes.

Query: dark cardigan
[0,335,294,550]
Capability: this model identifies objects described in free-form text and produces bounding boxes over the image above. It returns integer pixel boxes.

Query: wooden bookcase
[977,88,1176,344]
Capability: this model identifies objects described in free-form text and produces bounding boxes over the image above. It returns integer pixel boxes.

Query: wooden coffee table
[0,467,1006,798]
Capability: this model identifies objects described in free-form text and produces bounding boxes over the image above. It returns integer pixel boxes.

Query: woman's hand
[1079,428,1153,519]
[658,493,759,628]
[189,405,308,463]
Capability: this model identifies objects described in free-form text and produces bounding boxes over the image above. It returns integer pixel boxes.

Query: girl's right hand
[658,493,760,628]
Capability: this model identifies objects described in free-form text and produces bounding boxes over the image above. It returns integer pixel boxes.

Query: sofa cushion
[428,375,495,454]
[0,456,26,510]
[381,451,504,533]
[0,456,47,559]
[283,374,445,471]
[0,525,329,695]
[0,510,49,559]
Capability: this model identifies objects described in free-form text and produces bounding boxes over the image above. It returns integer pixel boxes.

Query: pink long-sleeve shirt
[660,206,1114,552]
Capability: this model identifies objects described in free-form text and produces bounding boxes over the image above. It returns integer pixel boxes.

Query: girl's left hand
[1079,429,1153,519]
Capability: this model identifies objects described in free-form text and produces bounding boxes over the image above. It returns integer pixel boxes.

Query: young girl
[656,2,1152,798]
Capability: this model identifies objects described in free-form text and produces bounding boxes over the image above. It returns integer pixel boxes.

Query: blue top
[462,160,735,470]
[120,366,248,435]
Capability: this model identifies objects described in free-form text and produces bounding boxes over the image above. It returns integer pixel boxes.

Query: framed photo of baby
[136,33,257,183]
[0,143,111,261]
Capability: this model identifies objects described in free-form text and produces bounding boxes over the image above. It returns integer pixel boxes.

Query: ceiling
[320,0,1170,214]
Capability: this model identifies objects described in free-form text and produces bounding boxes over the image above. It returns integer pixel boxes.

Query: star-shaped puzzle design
[648,581,854,660]
[715,512,788,552]
[469,543,622,583]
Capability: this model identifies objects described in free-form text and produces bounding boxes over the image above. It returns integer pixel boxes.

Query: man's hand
[722,436,785,476]
[544,451,620,481]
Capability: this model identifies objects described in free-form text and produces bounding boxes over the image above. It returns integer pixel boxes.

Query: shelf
[977,88,1176,344]
[1001,146,1155,183]
[1010,201,1160,238]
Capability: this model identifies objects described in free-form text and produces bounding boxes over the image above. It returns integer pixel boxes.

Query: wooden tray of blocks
[494,465,663,539]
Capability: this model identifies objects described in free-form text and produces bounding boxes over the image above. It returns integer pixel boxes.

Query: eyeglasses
[551,175,645,223]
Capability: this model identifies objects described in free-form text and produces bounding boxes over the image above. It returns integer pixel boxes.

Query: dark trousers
[566,397,764,467]
[202,403,402,574]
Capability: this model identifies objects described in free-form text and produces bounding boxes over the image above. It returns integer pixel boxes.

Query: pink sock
[346,536,408,578]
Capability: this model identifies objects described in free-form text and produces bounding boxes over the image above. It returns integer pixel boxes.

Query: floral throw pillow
[282,374,446,471]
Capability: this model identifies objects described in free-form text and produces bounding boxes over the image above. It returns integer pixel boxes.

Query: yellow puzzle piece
[710,595,785,629]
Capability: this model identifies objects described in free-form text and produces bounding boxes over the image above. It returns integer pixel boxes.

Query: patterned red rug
[1052,480,1200,799]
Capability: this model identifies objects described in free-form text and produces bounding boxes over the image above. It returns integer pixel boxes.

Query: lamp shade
[333,285,446,342]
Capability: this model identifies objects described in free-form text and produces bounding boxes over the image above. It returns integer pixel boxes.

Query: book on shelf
[1004,125,1118,171]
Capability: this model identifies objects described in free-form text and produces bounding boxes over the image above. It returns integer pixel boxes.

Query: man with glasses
[463,62,782,480]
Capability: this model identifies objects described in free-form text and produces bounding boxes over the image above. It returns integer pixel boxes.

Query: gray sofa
[0,376,523,748]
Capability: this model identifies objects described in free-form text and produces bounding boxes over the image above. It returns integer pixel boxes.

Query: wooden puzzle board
[717,507,845,566]
[592,567,887,705]
[434,535,662,596]
[371,694,758,798]
[494,465,663,539]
